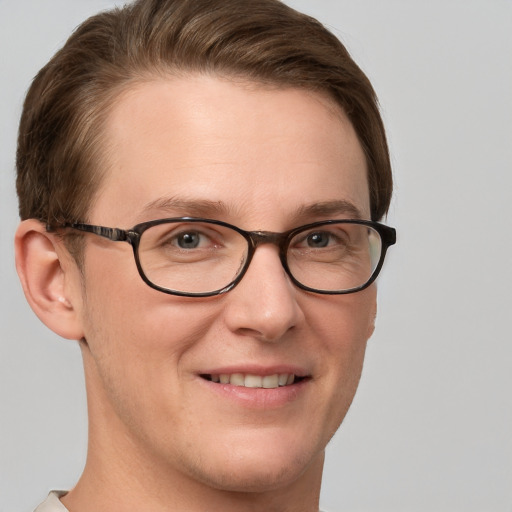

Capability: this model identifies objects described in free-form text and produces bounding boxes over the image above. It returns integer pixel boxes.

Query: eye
[144,222,239,256]
[175,231,204,249]
[153,225,218,251]
[295,229,345,249]
[304,231,332,248]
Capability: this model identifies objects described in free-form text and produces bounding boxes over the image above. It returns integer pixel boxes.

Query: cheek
[82,279,215,372]
[311,285,376,356]
[78,249,216,405]
[307,287,376,429]
[79,269,224,452]
[336,287,376,377]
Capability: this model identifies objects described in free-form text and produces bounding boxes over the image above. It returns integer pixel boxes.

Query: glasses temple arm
[47,222,130,242]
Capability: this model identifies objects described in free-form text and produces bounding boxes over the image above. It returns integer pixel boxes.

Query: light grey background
[1,1,511,511]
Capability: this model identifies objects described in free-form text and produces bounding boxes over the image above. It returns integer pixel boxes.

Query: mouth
[200,373,307,389]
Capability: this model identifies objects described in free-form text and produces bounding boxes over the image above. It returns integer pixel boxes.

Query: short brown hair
[16,0,392,233]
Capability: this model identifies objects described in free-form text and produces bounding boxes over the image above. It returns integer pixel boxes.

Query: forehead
[94,75,370,227]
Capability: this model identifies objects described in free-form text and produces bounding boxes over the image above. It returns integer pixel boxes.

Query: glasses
[53,217,396,297]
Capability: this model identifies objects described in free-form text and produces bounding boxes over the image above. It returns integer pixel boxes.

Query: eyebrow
[294,200,364,221]
[138,197,364,223]
[139,197,235,219]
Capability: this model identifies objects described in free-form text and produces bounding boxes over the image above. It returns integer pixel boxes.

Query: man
[14,0,395,510]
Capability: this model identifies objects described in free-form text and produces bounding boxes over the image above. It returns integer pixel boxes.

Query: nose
[222,245,304,342]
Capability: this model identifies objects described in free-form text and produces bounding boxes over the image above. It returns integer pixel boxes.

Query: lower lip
[198,377,309,409]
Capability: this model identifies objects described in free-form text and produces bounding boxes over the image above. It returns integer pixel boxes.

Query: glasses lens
[287,222,382,292]
[138,221,248,294]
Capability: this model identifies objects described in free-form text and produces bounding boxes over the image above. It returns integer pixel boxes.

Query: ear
[15,219,85,340]
[366,290,377,340]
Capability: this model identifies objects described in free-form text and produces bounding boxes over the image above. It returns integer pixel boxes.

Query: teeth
[278,374,289,386]
[212,373,296,388]
[262,375,279,388]
[244,374,262,388]
[230,373,245,386]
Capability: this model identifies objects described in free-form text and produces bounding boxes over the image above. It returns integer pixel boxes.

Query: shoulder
[34,491,69,512]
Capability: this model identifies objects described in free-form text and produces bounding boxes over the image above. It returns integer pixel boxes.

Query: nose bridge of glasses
[248,231,289,251]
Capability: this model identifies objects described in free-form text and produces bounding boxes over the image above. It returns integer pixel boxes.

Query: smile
[201,373,303,389]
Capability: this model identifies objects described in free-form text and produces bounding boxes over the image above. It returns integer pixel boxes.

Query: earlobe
[15,219,85,340]
[367,300,377,339]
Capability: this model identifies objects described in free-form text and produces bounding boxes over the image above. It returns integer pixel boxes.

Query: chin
[195,457,316,494]
[183,432,325,493]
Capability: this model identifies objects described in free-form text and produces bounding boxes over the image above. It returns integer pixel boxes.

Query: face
[75,75,376,492]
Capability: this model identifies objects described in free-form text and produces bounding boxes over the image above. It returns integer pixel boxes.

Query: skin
[16,75,376,512]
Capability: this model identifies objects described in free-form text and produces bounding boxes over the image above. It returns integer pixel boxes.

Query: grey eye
[306,232,330,248]
[176,232,201,249]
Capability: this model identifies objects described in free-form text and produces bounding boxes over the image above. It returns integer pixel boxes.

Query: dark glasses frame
[48,217,396,297]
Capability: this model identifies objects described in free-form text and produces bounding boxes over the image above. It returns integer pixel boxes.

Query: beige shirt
[34,490,327,511]
[34,491,69,512]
